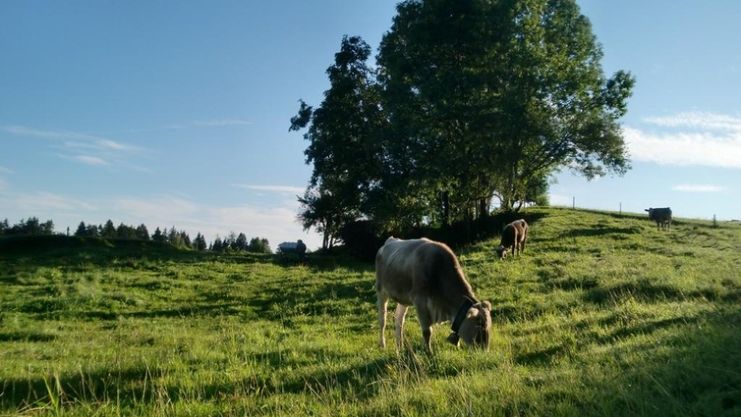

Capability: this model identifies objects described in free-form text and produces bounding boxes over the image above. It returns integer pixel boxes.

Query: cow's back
[375,238,463,305]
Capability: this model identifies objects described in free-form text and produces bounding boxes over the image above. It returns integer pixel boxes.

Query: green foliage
[247,237,272,254]
[292,0,635,239]
[292,35,386,249]
[3,217,55,235]
[1,208,739,416]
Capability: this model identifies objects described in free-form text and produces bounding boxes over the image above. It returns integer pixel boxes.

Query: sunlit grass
[1,207,739,416]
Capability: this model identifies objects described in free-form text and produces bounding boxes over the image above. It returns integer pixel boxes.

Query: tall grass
[1,208,739,416]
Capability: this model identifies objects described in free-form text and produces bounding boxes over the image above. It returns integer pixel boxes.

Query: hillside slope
[1,208,739,416]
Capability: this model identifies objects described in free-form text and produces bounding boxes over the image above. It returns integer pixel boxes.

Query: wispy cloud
[73,155,108,166]
[0,166,12,174]
[63,139,134,152]
[10,191,98,212]
[644,112,741,132]
[0,178,7,192]
[672,184,725,193]
[3,124,146,170]
[0,125,133,150]
[193,119,251,127]
[165,119,252,129]
[625,112,741,169]
[232,184,305,194]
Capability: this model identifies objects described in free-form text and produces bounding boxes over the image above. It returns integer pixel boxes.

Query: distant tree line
[0,217,271,254]
[0,217,55,236]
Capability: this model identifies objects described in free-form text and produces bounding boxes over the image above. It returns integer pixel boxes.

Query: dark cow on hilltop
[375,237,492,353]
[645,207,672,230]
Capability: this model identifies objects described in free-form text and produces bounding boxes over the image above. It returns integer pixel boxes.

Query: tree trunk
[478,198,489,219]
[441,191,450,227]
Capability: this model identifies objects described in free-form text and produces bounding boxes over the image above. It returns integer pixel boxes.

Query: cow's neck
[450,296,475,334]
[444,291,477,322]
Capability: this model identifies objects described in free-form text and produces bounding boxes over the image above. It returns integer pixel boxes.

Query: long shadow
[0,331,56,342]
[583,280,735,304]
[583,307,741,415]
[1,366,152,412]
[0,356,394,412]
[556,225,642,239]
[243,276,376,325]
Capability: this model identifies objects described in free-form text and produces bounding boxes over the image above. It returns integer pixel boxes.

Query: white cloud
[233,184,305,194]
[0,166,13,174]
[0,178,7,191]
[672,184,725,193]
[624,119,741,169]
[548,193,573,207]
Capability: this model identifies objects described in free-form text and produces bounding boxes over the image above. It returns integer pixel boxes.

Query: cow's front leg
[377,294,388,348]
[394,303,409,350]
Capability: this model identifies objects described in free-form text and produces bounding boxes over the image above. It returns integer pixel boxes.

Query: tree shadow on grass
[583,307,741,416]
[583,279,736,304]
[558,225,643,239]
[243,276,375,323]
[0,331,56,343]
[0,356,394,413]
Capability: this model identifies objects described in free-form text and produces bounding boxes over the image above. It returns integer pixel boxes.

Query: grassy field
[1,207,739,416]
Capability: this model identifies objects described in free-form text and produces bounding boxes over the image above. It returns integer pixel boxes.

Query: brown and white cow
[375,237,492,353]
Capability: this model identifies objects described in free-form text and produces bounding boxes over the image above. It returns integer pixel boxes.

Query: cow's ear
[482,300,492,310]
[466,308,479,319]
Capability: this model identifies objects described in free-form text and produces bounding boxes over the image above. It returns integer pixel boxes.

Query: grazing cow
[645,207,672,230]
[496,219,529,259]
[375,237,492,353]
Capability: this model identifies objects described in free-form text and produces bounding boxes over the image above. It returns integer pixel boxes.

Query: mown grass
[1,207,739,416]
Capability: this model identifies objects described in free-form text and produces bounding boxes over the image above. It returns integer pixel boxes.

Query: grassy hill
[1,207,739,416]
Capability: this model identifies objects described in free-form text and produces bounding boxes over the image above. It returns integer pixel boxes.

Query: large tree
[378,0,634,212]
[291,35,386,248]
[292,0,633,240]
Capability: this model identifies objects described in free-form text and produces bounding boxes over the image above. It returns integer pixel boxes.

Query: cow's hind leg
[394,303,409,350]
[377,293,388,348]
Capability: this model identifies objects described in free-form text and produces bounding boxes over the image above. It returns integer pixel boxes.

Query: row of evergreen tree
[0,217,271,253]
[0,217,55,236]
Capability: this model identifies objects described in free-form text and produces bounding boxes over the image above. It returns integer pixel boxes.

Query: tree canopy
[292,0,634,247]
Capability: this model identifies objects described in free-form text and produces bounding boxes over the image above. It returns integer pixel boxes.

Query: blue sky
[1,1,740,250]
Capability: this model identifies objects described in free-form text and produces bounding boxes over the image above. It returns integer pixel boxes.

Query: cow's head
[449,301,492,350]
[496,245,507,259]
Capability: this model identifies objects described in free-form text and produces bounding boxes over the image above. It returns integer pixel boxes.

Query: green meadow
[1,207,739,416]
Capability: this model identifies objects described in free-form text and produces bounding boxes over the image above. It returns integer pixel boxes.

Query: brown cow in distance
[496,219,528,259]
